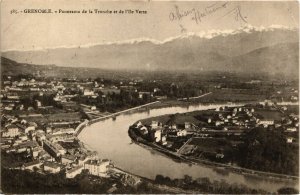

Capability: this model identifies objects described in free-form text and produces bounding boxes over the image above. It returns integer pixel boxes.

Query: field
[139,115,171,126]
[188,137,230,153]
[178,137,233,157]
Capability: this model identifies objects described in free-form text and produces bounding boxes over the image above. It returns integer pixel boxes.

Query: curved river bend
[78,103,299,192]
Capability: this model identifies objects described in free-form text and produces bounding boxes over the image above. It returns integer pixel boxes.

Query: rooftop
[85,159,109,165]
[66,165,83,173]
[44,161,61,169]
[5,124,19,129]
[23,160,41,167]
[62,154,77,161]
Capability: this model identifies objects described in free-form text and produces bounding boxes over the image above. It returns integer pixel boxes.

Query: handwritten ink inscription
[169,2,247,25]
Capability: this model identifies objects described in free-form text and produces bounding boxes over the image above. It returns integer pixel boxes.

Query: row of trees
[136,81,208,99]
[154,174,269,194]
[72,90,154,112]
[1,168,120,194]
[18,93,58,110]
[2,163,298,194]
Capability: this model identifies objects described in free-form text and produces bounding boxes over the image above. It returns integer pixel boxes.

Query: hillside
[1,26,299,76]
[2,42,298,78]
[0,57,130,79]
[230,42,299,76]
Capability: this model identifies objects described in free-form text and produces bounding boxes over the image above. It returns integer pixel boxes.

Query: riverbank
[111,166,200,193]
[128,127,299,182]
[145,98,259,110]
[76,99,255,135]
[74,101,162,136]
[111,166,269,194]
[77,100,299,192]
[75,99,240,137]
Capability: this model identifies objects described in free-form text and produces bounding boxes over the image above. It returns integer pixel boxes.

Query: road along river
[78,103,299,192]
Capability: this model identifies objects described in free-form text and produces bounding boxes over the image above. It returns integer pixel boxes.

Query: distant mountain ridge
[3,24,297,51]
[2,25,299,76]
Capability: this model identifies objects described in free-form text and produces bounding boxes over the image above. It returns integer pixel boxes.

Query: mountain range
[2,25,299,76]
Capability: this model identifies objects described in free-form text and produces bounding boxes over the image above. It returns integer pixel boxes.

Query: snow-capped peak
[3,24,297,52]
[103,24,297,45]
[159,24,297,44]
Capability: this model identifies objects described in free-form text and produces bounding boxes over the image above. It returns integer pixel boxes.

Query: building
[25,123,36,134]
[86,150,98,160]
[258,120,274,127]
[84,159,110,177]
[61,154,76,165]
[161,136,167,145]
[78,155,91,166]
[19,133,28,141]
[44,161,61,173]
[208,118,212,124]
[139,126,148,135]
[52,128,75,135]
[136,121,143,128]
[15,122,37,134]
[138,92,152,99]
[26,122,37,132]
[46,127,52,134]
[263,100,274,107]
[43,140,66,158]
[154,129,161,142]
[177,129,187,137]
[151,121,159,129]
[36,130,46,143]
[83,89,95,96]
[216,153,225,159]
[31,147,41,159]
[170,124,177,130]
[215,121,222,126]
[46,133,75,142]
[287,137,294,143]
[7,140,39,154]
[184,122,191,129]
[2,124,20,137]
[35,100,42,107]
[286,127,297,132]
[22,161,42,171]
[66,165,84,178]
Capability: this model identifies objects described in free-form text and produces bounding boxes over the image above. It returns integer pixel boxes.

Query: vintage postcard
[0,0,299,194]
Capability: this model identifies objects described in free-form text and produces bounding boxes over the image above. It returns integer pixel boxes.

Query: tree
[278,187,299,194]
[183,175,192,184]
[238,127,298,175]
[33,166,38,172]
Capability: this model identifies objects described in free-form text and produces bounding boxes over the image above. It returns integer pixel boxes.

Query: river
[78,103,299,192]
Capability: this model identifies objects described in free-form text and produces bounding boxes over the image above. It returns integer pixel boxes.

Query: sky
[1,0,299,51]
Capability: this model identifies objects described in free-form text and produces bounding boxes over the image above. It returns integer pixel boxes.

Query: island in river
[129,102,299,179]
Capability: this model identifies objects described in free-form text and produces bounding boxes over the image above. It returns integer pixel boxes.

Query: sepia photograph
[0,0,299,194]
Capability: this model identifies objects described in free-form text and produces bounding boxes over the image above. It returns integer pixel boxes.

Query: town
[2,0,299,193]
[1,61,299,193]
[130,101,299,176]
[0,75,158,192]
